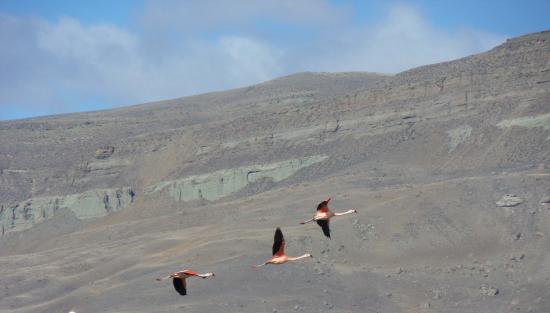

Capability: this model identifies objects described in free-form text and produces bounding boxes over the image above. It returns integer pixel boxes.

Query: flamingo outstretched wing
[272,228,286,256]
[173,277,187,296]
[316,219,331,238]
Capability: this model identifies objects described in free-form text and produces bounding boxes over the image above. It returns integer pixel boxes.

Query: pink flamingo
[255,228,312,267]
[300,197,357,238]
[156,269,214,296]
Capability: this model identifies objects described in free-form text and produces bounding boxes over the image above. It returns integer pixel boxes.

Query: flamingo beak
[326,197,331,203]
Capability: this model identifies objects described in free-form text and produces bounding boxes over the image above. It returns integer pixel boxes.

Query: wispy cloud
[316,5,505,73]
[0,2,505,120]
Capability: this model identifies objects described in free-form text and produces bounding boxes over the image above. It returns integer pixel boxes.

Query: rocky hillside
[0,31,549,313]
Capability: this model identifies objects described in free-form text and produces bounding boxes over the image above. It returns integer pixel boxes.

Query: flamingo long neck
[288,254,311,261]
[196,272,214,278]
[334,209,356,216]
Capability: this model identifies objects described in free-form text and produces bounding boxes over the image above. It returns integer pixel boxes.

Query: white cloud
[0,3,505,119]
[218,36,281,83]
[297,5,505,73]
[0,13,283,118]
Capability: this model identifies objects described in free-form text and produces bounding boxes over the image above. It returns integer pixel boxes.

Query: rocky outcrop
[497,113,550,140]
[0,187,135,235]
[496,194,523,207]
[447,125,473,152]
[146,155,327,202]
[95,146,115,159]
[497,113,550,131]
[479,285,499,296]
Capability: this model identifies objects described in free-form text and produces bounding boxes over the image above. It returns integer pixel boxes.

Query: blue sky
[1,0,549,121]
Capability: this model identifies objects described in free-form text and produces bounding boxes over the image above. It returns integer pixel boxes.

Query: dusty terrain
[0,31,549,313]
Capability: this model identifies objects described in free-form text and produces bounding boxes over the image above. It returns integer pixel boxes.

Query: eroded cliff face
[497,112,550,139]
[145,155,327,202]
[0,187,135,235]
[0,155,328,235]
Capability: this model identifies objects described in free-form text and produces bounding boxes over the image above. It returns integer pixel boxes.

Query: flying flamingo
[254,227,312,267]
[156,269,215,296]
[300,197,357,238]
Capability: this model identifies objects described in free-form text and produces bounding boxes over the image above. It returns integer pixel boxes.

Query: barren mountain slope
[0,31,549,313]
[0,71,385,204]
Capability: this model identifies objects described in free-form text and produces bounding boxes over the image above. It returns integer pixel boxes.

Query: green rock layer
[0,187,134,235]
[146,155,328,202]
